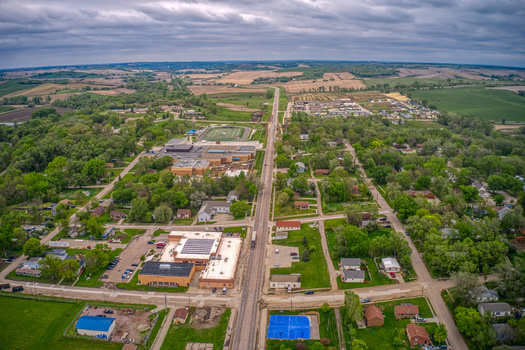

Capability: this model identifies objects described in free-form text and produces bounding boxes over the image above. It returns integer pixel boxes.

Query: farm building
[76,316,116,338]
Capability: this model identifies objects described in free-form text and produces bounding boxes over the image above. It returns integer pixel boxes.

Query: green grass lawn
[209,107,252,121]
[73,248,122,287]
[160,308,231,350]
[274,202,317,218]
[153,229,169,236]
[172,218,194,225]
[249,127,265,141]
[120,229,146,244]
[266,308,339,350]
[208,91,269,109]
[337,257,395,290]
[270,223,330,289]
[254,150,265,175]
[410,87,525,122]
[116,268,188,293]
[351,298,434,350]
[0,295,122,350]
[0,105,15,113]
[202,126,246,141]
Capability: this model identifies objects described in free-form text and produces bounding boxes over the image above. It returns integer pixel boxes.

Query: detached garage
[76,316,116,338]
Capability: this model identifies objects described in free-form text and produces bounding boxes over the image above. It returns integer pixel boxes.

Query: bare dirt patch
[190,307,226,330]
[385,92,409,101]
[277,73,366,93]
[188,85,267,95]
[81,305,154,343]
[510,238,525,252]
[218,70,301,85]
[487,86,525,93]
[0,107,72,123]
[89,88,137,96]
[216,103,260,112]
[3,83,90,97]
[493,124,525,130]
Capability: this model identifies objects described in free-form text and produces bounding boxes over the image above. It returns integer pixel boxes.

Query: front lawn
[116,268,188,293]
[160,308,231,350]
[120,229,146,244]
[270,223,330,289]
[336,257,395,290]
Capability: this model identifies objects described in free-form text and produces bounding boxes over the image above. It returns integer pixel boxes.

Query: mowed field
[277,72,366,93]
[218,70,301,85]
[202,126,247,141]
[188,85,267,95]
[0,296,121,350]
[410,87,525,121]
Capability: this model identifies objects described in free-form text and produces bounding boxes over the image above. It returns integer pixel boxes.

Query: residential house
[276,221,301,232]
[327,141,337,147]
[23,257,42,270]
[294,201,310,210]
[478,303,512,317]
[295,162,306,173]
[359,212,374,228]
[90,206,106,218]
[227,190,240,203]
[469,285,499,302]
[315,169,331,175]
[382,257,401,272]
[498,207,513,220]
[270,274,301,289]
[492,323,515,342]
[406,324,431,348]
[59,199,72,206]
[342,270,365,283]
[274,232,288,240]
[197,201,231,222]
[47,249,68,260]
[173,308,189,325]
[110,211,126,220]
[299,134,309,141]
[101,198,114,208]
[340,258,361,270]
[15,267,42,277]
[176,209,191,219]
[363,305,384,327]
[405,190,436,199]
[394,304,419,319]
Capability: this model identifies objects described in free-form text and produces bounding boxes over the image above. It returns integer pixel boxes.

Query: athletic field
[202,126,247,141]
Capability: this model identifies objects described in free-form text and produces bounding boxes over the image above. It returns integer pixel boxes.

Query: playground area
[267,315,311,340]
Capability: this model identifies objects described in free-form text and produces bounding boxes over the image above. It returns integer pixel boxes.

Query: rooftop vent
[159,264,171,269]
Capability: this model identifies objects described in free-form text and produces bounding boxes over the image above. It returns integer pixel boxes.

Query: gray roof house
[47,249,68,260]
[492,323,515,341]
[340,258,361,270]
[197,201,231,222]
[498,207,513,220]
[478,303,512,317]
[342,270,365,283]
[469,285,499,302]
[227,190,239,203]
[295,162,306,173]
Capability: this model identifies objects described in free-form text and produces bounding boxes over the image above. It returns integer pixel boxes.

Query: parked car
[380,217,387,221]
[57,237,61,241]
[304,290,314,295]
[101,275,109,279]
[361,298,371,303]
[292,256,300,260]
[222,287,227,295]
[390,272,396,277]
[214,227,218,231]
[205,227,209,231]
[219,227,223,231]
[212,288,217,293]
[417,317,426,322]
[290,252,298,256]
[405,231,410,236]
[103,309,114,314]
[131,263,138,267]
[275,249,279,254]
[384,225,392,228]
[122,275,130,279]
[147,241,154,244]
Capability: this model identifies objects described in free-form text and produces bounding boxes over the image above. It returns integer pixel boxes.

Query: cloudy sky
[0,0,524,69]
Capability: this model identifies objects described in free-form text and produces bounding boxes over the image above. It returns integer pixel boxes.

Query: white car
[121,275,130,279]
[205,227,209,231]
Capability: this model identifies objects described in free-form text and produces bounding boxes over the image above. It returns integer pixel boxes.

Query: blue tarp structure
[267,315,310,340]
[76,316,115,332]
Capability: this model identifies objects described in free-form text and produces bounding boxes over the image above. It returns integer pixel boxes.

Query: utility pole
[165,293,167,310]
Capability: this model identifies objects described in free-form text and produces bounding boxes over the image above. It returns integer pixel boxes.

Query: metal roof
[76,316,115,332]
[139,262,194,277]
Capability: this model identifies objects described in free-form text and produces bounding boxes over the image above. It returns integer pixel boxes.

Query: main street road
[231,87,279,350]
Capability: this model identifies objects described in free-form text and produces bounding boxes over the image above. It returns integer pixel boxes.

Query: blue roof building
[76,315,116,338]
[186,129,197,135]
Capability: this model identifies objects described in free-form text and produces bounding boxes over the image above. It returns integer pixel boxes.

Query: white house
[327,141,337,147]
[478,303,512,317]
[76,316,116,338]
[342,270,365,283]
[295,162,306,173]
[197,201,231,222]
[270,274,301,289]
[340,258,361,270]
[469,285,499,302]
[227,190,239,203]
[276,221,301,232]
[382,257,401,272]
[299,134,309,141]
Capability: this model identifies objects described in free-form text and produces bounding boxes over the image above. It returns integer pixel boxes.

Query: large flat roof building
[138,261,196,288]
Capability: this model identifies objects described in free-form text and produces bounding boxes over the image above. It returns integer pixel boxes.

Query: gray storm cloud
[0,0,523,68]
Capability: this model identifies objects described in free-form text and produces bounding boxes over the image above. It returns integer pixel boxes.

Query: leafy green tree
[190,191,207,208]
[60,259,80,280]
[433,323,448,344]
[160,172,175,188]
[414,175,431,190]
[86,217,105,239]
[493,194,505,206]
[311,343,324,350]
[0,224,14,257]
[351,339,368,350]
[369,165,391,184]
[303,236,308,245]
[321,303,330,313]
[39,256,63,280]
[153,205,173,223]
[459,185,478,201]
[487,175,505,192]
[231,200,250,218]
[84,249,109,273]
[82,158,106,181]
[395,171,412,190]
[344,291,363,325]
[23,237,46,257]
[130,197,149,222]
[302,248,310,262]
[173,191,188,208]
[392,194,418,220]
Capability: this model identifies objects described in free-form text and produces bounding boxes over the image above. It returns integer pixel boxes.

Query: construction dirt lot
[81,305,156,344]
[186,306,226,330]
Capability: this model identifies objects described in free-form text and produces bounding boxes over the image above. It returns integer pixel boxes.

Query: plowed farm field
[277,72,366,93]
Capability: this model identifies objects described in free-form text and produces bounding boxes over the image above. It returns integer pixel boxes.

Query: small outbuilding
[173,308,189,325]
[76,315,116,338]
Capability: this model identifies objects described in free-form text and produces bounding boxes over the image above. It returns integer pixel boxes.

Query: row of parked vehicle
[122,269,134,279]
[107,257,120,270]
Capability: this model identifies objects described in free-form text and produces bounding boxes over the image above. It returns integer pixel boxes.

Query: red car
[390,272,396,278]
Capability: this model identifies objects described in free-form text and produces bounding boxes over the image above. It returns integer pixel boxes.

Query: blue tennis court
[267,315,311,340]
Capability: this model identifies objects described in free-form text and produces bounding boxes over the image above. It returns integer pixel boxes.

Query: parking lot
[269,244,299,268]
[102,229,155,284]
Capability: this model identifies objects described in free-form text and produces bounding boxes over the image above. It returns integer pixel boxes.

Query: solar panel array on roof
[180,239,215,255]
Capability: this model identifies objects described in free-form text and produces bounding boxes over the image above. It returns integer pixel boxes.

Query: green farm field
[0,80,42,98]
[410,87,525,121]
[207,91,270,109]
[202,126,247,141]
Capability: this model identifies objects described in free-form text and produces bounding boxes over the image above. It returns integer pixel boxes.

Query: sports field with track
[202,126,247,141]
